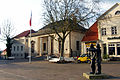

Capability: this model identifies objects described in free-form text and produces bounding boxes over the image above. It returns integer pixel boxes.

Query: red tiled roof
[14,29,35,38]
[1,49,7,55]
[82,21,98,42]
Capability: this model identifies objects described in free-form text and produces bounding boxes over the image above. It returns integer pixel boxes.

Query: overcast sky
[0,0,120,50]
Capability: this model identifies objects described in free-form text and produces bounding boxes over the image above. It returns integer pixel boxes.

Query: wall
[71,31,85,56]
[11,37,25,58]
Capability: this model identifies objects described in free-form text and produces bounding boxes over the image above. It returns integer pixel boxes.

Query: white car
[49,56,75,63]
[7,57,15,60]
[49,58,60,62]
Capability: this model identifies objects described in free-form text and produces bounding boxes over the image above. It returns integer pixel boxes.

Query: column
[48,36,51,55]
[106,43,109,55]
[40,37,43,56]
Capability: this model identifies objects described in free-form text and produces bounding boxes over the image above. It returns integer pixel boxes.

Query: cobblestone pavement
[0,59,120,80]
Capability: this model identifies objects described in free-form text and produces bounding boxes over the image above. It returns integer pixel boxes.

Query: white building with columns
[28,24,86,58]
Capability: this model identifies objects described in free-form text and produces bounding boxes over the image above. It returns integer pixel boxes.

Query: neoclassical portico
[39,36,53,56]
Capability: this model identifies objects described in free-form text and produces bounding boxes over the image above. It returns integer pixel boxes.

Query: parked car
[7,57,15,60]
[77,54,91,63]
[49,55,75,63]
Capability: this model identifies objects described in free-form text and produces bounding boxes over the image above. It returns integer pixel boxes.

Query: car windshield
[81,54,87,57]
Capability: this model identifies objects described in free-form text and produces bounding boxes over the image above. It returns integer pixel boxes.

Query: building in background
[11,30,35,58]
[81,21,98,55]
[28,23,86,58]
[81,3,120,59]
[1,49,7,59]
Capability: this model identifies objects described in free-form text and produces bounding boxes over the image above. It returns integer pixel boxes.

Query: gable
[98,3,120,20]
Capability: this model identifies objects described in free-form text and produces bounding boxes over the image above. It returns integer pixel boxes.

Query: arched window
[115,11,120,15]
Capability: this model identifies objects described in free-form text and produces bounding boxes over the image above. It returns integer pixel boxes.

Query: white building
[11,30,35,58]
[82,3,120,59]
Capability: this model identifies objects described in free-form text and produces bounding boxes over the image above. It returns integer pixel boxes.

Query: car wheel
[77,60,81,63]
[87,60,91,64]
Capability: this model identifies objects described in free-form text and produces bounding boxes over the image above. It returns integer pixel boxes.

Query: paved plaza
[0,59,120,80]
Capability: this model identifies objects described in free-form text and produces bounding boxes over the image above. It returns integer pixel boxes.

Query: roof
[1,49,7,56]
[82,21,98,42]
[98,3,120,20]
[31,20,87,37]
[14,29,36,38]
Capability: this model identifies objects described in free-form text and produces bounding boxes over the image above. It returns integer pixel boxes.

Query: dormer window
[115,11,120,15]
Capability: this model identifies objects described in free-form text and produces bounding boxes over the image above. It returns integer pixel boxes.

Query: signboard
[107,36,120,40]
[85,42,96,48]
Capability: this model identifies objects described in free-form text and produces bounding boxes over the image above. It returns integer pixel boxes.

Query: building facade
[11,30,35,58]
[81,3,120,58]
[29,29,86,58]
[98,3,120,58]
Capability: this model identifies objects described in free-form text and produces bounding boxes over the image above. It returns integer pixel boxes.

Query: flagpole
[29,26,32,63]
[29,11,32,63]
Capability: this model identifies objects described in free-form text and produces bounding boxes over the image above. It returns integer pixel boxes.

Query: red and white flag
[29,11,32,26]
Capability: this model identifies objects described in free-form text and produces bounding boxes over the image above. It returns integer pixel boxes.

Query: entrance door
[103,44,106,55]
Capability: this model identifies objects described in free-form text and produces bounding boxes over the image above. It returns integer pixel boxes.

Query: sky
[0,0,120,50]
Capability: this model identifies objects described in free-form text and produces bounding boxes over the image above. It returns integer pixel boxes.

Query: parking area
[0,59,120,80]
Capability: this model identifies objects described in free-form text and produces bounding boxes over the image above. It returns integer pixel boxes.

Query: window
[14,46,16,51]
[109,47,115,55]
[21,46,23,51]
[109,44,115,55]
[17,46,19,51]
[117,44,120,55]
[111,26,117,35]
[17,54,19,56]
[76,41,79,50]
[26,39,28,42]
[117,47,120,55]
[115,11,120,15]
[43,43,46,51]
[101,28,106,35]
[31,41,35,53]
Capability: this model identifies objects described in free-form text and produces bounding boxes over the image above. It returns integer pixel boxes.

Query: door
[103,44,106,55]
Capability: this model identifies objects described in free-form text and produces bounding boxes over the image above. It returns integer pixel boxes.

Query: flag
[29,11,32,26]
[0,28,1,34]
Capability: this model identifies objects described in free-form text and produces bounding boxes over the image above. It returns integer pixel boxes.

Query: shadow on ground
[109,76,120,80]
[0,56,47,64]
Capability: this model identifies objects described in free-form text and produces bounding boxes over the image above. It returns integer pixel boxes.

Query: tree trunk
[6,38,12,57]
[60,39,65,58]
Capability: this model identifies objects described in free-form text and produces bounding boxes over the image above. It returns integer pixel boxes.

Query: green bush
[103,54,109,59]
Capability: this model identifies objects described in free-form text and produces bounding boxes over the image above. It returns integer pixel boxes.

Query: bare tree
[43,0,100,58]
[0,20,15,57]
